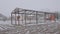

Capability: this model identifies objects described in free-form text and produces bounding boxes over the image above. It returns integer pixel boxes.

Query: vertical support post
[30,14,31,24]
[44,12,46,22]
[29,12,32,24]
[11,13,12,25]
[55,13,56,22]
[22,14,23,24]
[15,13,16,25]
[37,11,38,24]
[36,11,38,24]
[25,11,26,26]
[57,12,58,20]
[18,11,20,25]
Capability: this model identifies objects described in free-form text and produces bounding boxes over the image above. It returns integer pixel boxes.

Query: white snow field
[0,20,60,34]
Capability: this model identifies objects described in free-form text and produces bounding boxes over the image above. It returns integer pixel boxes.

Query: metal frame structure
[11,8,57,26]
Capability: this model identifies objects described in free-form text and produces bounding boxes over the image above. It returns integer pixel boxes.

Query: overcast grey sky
[0,0,60,16]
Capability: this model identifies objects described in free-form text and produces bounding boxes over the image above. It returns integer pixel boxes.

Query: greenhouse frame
[11,8,58,26]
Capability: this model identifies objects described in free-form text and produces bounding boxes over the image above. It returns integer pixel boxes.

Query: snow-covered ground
[0,20,60,34]
[0,21,11,25]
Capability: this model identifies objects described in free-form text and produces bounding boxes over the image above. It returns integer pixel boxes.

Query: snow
[0,20,60,34]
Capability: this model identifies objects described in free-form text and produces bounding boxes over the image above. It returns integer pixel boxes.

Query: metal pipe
[11,13,12,25]
[18,11,20,25]
[24,11,26,26]
[22,14,23,24]
[36,11,38,24]
[15,13,16,25]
